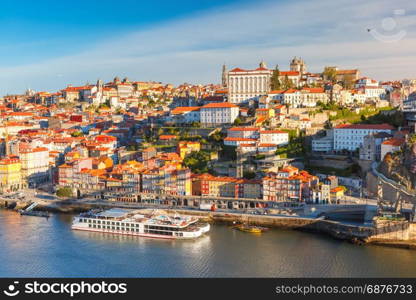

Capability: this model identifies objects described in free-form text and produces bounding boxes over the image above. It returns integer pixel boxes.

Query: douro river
[0,210,415,277]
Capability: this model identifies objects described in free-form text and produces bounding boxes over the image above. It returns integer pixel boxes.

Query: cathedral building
[290,57,307,74]
[225,58,308,104]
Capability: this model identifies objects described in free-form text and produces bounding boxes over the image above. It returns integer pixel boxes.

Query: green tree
[281,75,294,90]
[243,170,256,179]
[233,117,242,126]
[270,65,281,90]
[56,187,73,198]
[98,99,111,109]
[167,127,177,135]
[127,144,138,151]
[71,131,84,137]
[209,131,224,143]
[342,76,355,89]
[323,67,337,83]
[183,151,211,174]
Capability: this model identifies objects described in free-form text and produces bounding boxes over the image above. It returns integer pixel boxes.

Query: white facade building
[278,71,301,87]
[350,90,367,104]
[269,87,328,108]
[333,124,394,151]
[170,107,201,123]
[224,137,257,147]
[226,127,259,139]
[280,89,301,107]
[355,77,379,89]
[200,102,239,125]
[312,137,333,152]
[363,87,387,100]
[380,138,405,161]
[259,130,289,146]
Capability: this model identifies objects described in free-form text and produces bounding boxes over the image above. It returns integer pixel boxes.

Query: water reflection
[72,229,212,251]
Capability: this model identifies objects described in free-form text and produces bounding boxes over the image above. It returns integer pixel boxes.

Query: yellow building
[20,147,50,186]
[209,179,235,198]
[0,156,24,192]
[255,108,275,119]
[177,141,201,159]
[94,156,113,170]
[330,186,346,202]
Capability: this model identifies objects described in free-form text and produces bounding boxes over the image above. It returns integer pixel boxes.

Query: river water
[0,210,415,277]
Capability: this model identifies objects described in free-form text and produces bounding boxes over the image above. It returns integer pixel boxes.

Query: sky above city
[0,0,415,94]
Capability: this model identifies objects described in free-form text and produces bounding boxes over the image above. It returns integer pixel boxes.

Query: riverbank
[2,198,416,249]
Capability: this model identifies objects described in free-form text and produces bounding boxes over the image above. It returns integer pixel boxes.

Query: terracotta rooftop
[335,123,394,130]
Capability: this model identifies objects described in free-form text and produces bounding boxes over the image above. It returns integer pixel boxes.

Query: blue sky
[0,0,415,94]
[0,0,247,66]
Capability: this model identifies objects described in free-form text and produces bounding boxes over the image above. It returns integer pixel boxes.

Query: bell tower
[290,57,306,74]
[259,60,267,69]
[222,64,228,87]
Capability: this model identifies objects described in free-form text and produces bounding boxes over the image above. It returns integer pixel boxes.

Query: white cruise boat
[71,208,210,239]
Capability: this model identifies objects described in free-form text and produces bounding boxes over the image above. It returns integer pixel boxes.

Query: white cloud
[0,0,415,94]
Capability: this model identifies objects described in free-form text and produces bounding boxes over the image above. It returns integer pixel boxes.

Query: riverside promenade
[2,190,416,249]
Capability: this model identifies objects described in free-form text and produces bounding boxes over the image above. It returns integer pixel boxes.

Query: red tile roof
[202,103,238,108]
[159,135,178,140]
[280,71,300,76]
[336,69,358,75]
[229,68,247,72]
[260,130,287,134]
[269,90,285,94]
[171,107,201,114]
[228,127,259,132]
[335,123,394,130]
[301,87,324,93]
[331,186,345,193]
[224,137,257,142]
[382,138,405,146]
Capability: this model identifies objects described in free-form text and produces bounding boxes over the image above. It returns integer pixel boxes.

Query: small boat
[234,224,268,234]
[19,210,50,218]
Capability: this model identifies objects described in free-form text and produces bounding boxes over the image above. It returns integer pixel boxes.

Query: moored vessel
[71,208,210,239]
[234,224,269,234]
[19,210,50,218]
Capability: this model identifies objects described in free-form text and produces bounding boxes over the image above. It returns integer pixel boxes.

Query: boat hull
[19,210,50,218]
[234,225,267,233]
[71,223,210,240]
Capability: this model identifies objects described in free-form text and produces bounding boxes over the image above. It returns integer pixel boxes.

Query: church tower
[222,64,228,87]
[97,79,103,93]
[290,57,306,74]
